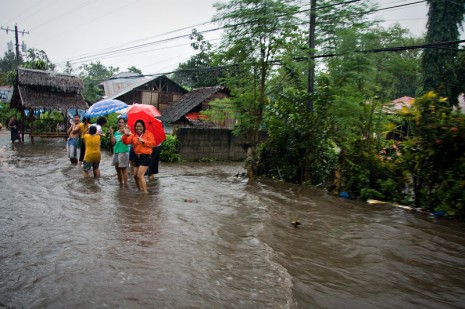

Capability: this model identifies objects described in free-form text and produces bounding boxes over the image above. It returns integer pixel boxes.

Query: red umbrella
[126,103,161,117]
[126,104,166,144]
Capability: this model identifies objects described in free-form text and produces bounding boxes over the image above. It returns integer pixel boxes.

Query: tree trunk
[245,144,257,179]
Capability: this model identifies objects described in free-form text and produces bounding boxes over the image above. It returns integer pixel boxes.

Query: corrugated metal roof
[100,72,146,97]
[383,96,414,114]
[161,86,225,123]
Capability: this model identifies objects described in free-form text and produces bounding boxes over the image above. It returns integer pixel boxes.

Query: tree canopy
[78,61,119,103]
[422,0,465,104]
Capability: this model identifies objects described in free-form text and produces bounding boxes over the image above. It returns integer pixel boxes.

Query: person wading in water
[66,114,81,165]
[122,119,155,193]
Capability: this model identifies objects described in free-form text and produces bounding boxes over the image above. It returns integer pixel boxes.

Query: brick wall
[175,127,248,161]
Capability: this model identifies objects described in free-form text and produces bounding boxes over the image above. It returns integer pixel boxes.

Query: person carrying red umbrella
[122,119,155,193]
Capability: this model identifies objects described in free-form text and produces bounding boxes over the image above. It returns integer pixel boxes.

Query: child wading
[82,126,101,178]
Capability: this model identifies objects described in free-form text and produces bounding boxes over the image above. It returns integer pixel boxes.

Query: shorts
[67,138,79,159]
[134,154,151,167]
[83,161,100,172]
[112,152,129,168]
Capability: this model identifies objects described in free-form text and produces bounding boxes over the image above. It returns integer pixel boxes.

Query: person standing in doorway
[109,118,130,187]
[122,120,155,193]
[66,114,81,164]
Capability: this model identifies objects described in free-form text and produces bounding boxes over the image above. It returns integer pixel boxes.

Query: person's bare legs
[135,166,149,193]
[116,167,128,186]
[116,167,123,185]
[116,167,122,182]
[93,168,101,178]
[133,166,141,190]
[121,168,128,186]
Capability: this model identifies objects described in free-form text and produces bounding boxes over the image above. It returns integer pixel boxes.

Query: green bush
[99,113,119,151]
[160,134,181,163]
[397,92,465,218]
[340,138,409,203]
[0,102,20,128]
[360,188,384,200]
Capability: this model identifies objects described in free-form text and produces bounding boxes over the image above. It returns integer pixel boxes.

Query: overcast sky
[0,0,429,76]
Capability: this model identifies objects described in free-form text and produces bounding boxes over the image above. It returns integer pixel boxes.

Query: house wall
[119,91,142,104]
[142,91,158,105]
[114,76,187,109]
[0,86,13,102]
[136,90,184,112]
[175,127,247,161]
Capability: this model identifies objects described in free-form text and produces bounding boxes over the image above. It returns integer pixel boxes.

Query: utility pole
[306,0,316,112]
[1,25,30,142]
[304,0,317,182]
[1,25,29,68]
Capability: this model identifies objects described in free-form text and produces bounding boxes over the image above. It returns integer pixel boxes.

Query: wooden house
[105,75,187,113]
[160,85,232,131]
[9,67,88,142]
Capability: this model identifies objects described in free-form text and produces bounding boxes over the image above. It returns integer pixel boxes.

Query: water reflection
[0,133,465,308]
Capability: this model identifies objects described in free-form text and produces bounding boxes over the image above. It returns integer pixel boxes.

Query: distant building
[382,96,415,114]
[9,68,88,142]
[0,86,13,103]
[383,96,416,140]
[105,75,188,113]
[99,72,146,98]
[161,85,232,132]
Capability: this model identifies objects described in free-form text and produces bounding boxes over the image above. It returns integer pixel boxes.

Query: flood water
[1,131,465,309]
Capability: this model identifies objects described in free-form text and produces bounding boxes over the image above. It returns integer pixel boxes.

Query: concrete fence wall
[175,127,247,161]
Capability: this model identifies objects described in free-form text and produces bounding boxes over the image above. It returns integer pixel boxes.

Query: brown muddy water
[0,131,465,309]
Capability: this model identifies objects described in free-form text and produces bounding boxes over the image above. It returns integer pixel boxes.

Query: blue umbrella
[84,99,128,118]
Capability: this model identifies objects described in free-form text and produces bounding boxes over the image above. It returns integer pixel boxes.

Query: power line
[30,0,96,31]
[152,39,465,77]
[5,0,59,26]
[56,27,222,65]
[53,19,214,65]
[33,0,148,51]
[310,39,465,59]
[367,0,427,15]
[82,37,462,82]
[4,0,429,72]
[57,0,428,67]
